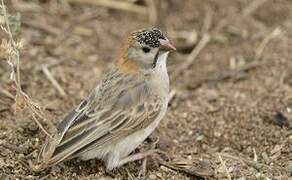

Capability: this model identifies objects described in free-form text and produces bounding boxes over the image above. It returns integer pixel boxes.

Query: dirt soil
[1,0,292,179]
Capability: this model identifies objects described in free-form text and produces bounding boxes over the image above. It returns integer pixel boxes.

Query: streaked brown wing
[69,100,162,158]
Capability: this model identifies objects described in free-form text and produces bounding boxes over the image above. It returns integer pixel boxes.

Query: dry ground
[0,0,292,179]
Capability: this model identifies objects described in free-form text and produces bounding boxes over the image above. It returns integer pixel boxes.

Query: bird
[33,27,176,172]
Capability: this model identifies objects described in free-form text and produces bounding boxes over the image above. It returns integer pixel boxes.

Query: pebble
[286,161,292,176]
[237,177,246,180]
[156,173,162,178]
[255,173,271,180]
[0,147,10,156]
[196,134,205,141]
[149,174,156,179]
[28,123,38,132]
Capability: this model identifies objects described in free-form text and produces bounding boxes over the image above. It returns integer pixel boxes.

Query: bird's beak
[159,39,176,51]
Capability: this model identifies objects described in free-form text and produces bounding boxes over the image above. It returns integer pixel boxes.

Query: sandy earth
[0,0,292,179]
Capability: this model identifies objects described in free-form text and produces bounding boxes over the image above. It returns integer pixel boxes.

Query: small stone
[228,166,234,173]
[261,152,270,164]
[237,177,246,180]
[28,123,38,132]
[0,147,10,156]
[274,112,289,127]
[51,165,61,174]
[182,112,187,118]
[18,153,24,159]
[149,174,156,179]
[255,173,271,180]
[271,144,282,155]
[286,161,292,176]
[156,173,162,178]
[196,134,205,141]
[214,131,221,137]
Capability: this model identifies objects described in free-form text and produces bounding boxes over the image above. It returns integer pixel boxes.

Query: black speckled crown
[133,28,166,48]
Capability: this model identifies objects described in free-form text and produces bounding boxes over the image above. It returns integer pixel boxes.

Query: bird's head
[118,28,176,74]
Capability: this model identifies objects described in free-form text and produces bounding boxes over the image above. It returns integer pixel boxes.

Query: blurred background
[0,0,292,179]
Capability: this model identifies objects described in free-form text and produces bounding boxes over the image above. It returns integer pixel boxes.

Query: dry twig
[11,0,43,13]
[66,0,148,14]
[173,33,210,78]
[211,61,265,82]
[42,66,67,98]
[22,20,61,36]
[186,60,265,90]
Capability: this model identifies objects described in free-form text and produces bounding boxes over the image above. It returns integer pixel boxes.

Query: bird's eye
[142,47,150,53]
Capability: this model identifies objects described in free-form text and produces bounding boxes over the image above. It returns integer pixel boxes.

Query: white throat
[154,52,169,74]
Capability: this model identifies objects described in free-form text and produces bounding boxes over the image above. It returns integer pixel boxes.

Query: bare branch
[66,0,148,14]
[242,0,268,17]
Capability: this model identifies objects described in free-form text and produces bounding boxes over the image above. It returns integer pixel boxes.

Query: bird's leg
[138,135,160,178]
[138,157,147,179]
[117,149,159,168]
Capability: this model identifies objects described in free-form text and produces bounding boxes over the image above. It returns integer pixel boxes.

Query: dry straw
[0,0,55,137]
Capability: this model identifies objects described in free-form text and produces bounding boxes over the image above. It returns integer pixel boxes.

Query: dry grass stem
[168,89,176,103]
[30,110,52,138]
[217,153,232,180]
[1,0,21,92]
[66,0,148,14]
[220,153,272,171]
[256,27,283,59]
[42,66,67,98]
[201,6,213,33]
[146,0,158,25]
[253,148,258,162]
[242,0,268,17]
[1,0,54,137]
[0,85,14,99]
